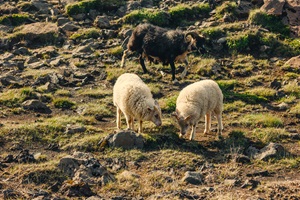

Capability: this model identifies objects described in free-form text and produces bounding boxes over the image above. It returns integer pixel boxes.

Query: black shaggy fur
[121,23,206,81]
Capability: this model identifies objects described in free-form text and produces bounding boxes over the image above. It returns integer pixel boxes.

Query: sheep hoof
[180,70,187,79]
[160,70,166,77]
[172,79,179,84]
[217,134,223,140]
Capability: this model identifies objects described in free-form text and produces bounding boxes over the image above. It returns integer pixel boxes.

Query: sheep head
[185,32,207,54]
[173,109,190,137]
[147,100,162,127]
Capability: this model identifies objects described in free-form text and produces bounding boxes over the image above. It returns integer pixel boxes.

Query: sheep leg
[139,55,148,73]
[138,120,143,133]
[189,124,197,140]
[216,113,223,138]
[121,49,129,68]
[180,57,189,79]
[131,117,135,131]
[204,112,211,134]
[116,107,122,129]
[125,115,133,130]
[170,61,177,83]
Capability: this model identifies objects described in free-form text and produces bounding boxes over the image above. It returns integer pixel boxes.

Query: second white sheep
[174,79,223,140]
[113,73,162,133]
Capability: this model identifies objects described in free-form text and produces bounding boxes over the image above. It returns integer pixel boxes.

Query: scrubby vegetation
[0,0,299,199]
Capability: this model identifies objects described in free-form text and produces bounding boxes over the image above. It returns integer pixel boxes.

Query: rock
[260,0,285,16]
[224,179,239,187]
[12,47,30,55]
[15,149,36,163]
[254,142,286,161]
[181,171,203,185]
[283,55,300,72]
[94,15,111,28]
[74,44,93,53]
[241,179,260,190]
[245,146,259,158]
[105,130,144,149]
[22,99,52,114]
[60,181,95,197]
[285,0,300,26]
[60,22,80,32]
[8,22,61,48]
[0,74,22,87]
[58,152,115,186]
[276,102,289,111]
[3,155,14,163]
[270,79,282,89]
[86,196,103,200]
[65,124,86,134]
[235,154,251,164]
[246,170,274,177]
[57,17,71,26]
[58,155,82,177]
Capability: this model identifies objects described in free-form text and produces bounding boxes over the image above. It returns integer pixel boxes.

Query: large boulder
[7,22,63,48]
[58,152,115,186]
[261,0,285,15]
[101,130,145,150]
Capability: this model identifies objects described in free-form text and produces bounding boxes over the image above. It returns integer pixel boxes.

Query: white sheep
[113,73,162,133]
[173,79,223,140]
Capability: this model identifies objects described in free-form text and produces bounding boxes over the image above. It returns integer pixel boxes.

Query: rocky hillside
[0,0,299,199]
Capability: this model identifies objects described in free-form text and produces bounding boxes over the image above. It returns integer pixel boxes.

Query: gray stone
[58,152,115,186]
[107,130,144,149]
[94,15,110,28]
[65,124,86,134]
[57,17,70,26]
[277,102,289,111]
[60,22,80,32]
[254,142,286,161]
[261,0,285,16]
[182,171,203,185]
[22,99,51,113]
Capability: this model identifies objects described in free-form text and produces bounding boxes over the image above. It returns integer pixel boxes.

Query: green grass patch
[223,100,246,112]
[0,14,31,26]
[248,9,290,36]
[251,128,289,144]
[215,1,237,19]
[245,87,277,100]
[70,28,102,40]
[282,81,300,98]
[194,58,218,77]
[201,27,225,40]
[0,88,38,107]
[160,94,178,113]
[240,113,283,128]
[169,3,210,25]
[289,102,300,116]
[119,3,210,26]
[107,46,124,57]
[53,98,76,109]
[66,0,125,16]
[217,79,238,91]
[77,102,114,117]
[119,9,170,27]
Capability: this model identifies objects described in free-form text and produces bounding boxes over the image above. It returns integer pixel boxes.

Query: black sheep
[121,23,206,82]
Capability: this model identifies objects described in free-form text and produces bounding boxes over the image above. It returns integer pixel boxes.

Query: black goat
[120,23,206,82]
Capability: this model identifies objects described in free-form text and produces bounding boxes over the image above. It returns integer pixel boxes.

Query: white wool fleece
[175,79,223,140]
[113,73,162,133]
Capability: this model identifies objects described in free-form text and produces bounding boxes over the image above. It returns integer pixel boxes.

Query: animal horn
[185,31,199,39]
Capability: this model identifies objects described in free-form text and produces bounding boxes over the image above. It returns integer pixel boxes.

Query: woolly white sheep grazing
[174,79,223,140]
[113,73,162,133]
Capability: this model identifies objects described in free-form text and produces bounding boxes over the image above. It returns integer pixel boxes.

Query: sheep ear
[184,115,191,121]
